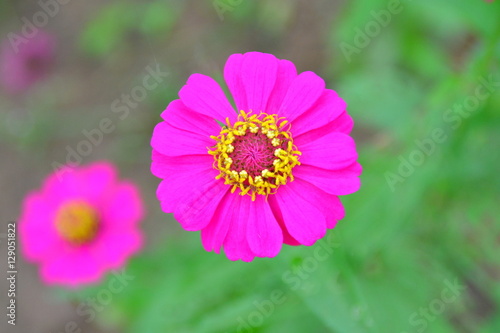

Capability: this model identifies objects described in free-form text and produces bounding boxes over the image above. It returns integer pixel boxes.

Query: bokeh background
[1,0,499,332]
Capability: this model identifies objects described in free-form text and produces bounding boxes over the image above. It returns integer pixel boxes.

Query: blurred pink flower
[151,52,362,262]
[0,30,56,93]
[20,162,144,287]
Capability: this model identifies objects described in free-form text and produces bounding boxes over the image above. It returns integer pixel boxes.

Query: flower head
[1,30,56,93]
[20,162,144,287]
[151,52,361,261]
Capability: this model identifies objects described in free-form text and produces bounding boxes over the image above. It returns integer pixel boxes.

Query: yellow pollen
[208,110,301,200]
[55,201,99,245]
[262,169,275,178]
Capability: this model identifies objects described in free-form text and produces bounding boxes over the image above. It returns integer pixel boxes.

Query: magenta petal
[42,167,82,207]
[101,182,144,228]
[152,152,215,216]
[326,196,345,229]
[246,196,283,257]
[224,53,247,111]
[161,99,220,137]
[273,180,327,246]
[296,131,358,170]
[239,52,278,112]
[326,211,344,229]
[294,179,345,226]
[179,73,237,123]
[201,191,235,254]
[174,178,229,231]
[268,197,301,246]
[278,71,325,121]
[329,111,354,134]
[266,59,298,114]
[92,231,142,269]
[41,250,103,287]
[151,150,213,179]
[151,122,213,157]
[20,193,63,261]
[292,89,347,137]
[156,163,218,213]
[224,52,279,113]
[295,111,354,146]
[79,162,117,206]
[293,162,362,195]
[222,195,255,262]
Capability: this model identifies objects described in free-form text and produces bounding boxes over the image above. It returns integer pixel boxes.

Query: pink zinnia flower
[20,162,144,287]
[0,30,56,93]
[151,52,361,262]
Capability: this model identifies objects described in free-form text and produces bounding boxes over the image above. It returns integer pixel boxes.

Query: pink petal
[40,249,104,287]
[268,198,301,246]
[222,195,255,262]
[239,52,279,113]
[272,180,327,246]
[156,164,218,213]
[326,198,344,229]
[151,121,213,157]
[100,182,144,228]
[278,71,325,121]
[294,179,346,226]
[201,191,235,254]
[174,178,229,231]
[292,89,347,137]
[20,192,63,261]
[329,111,354,134]
[179,73,237,123]
[151,150,213,179]
[295,111,354,146]
[296,131,358,171]
[246,195,283,258]
[224,53,246,111]
[91,231,142,269]
[161,99,221,137]
[42,167,82,207]
[265,59,298,114]
[327,220,338,229]
[224,52,279,114]
[79,161,117,206]
[293,162,362,195]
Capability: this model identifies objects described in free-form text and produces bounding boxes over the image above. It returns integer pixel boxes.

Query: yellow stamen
[208,110,301,200]
[55,201,99,245]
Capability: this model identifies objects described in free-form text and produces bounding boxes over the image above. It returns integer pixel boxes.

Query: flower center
[209,111,301,200]
[55,201,99,245]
